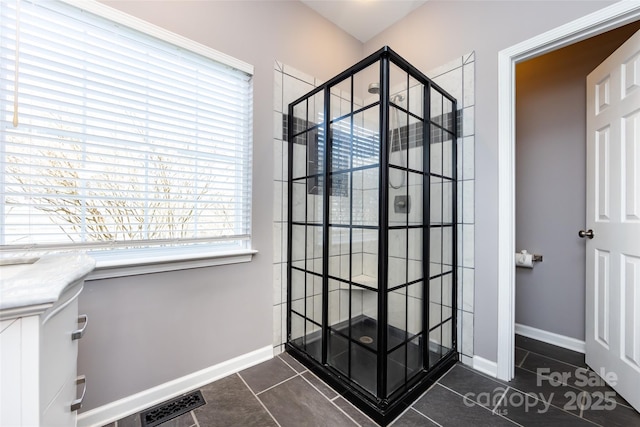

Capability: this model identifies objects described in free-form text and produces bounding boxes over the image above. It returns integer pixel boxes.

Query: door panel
[621,52,640,97]
[586,28,640,412]
[595,249,610,348]
[595,126,611,221]
[621,255,640,369]
[623,111,640,221]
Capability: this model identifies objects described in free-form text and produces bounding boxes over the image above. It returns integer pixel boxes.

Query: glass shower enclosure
[286,46,458,425]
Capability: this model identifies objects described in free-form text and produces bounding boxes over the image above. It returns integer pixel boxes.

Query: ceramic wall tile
[284,75,314,109]
[273,263,282,305]
[462,267,474,313]
[283,64,314,85]
[433,66,463,106]
[427,56,463,80]
[462,136,474,180]
[463,61,475,108]
[274,304,282,346]
[274,222,282,264]
[273,111,283,140]
[274,139,284,182]
[273,182,283,222]
[362,253,378,279]
[462,310,474,356]
[463,225,474,268]
[462,106,474,137]
[461,354,473,367]
[463,181,474,224]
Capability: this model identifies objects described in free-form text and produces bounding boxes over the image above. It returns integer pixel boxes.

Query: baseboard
[77,345,273,427]
[515,323,585,354]
[473,355,498,378]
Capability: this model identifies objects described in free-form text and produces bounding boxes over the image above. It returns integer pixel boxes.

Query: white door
[585,28,640,412]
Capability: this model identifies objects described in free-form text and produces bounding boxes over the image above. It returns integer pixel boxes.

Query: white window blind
[0,0,253,256]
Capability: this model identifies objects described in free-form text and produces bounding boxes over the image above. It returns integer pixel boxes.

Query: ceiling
[299,0,428,43]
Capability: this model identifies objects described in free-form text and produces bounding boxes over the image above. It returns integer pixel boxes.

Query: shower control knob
[578,229,594,239]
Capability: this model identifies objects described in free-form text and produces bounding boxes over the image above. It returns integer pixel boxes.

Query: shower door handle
[578,229,594,239]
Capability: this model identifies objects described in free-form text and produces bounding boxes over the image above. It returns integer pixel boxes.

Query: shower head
[368,82,405,103]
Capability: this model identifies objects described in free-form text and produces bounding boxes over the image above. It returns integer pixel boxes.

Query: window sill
[87,248,258,281]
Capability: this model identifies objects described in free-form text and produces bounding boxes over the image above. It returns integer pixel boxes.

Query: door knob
[578,229,594,239]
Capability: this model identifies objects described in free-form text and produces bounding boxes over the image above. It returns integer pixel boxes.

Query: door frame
[496,1,640,381]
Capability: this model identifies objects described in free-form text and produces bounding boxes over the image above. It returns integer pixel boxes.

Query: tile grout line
[491,387,525,427]
[253,371,301,397]
[190,410,200,427]
[518,350,529,368]
[402,407,443,427]
[517,345,586,370]
[382,365,454,425]
[384,364,454,424]
[297,374,363,427]
[244,356,366,427]
[497,383,603,426]
[276,354,307,375]
[236,373,283,427]
[299,370,339,401]
[297,370,337,401]
[436,383,523,426]
[578,390,586,419]
[384,364,456,427]
[491,385,509,414]
[246,355,306,397]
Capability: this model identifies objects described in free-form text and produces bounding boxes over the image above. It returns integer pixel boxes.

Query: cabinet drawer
[41,296,79,407]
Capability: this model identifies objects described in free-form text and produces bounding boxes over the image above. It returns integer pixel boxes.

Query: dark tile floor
[105,336,640,426]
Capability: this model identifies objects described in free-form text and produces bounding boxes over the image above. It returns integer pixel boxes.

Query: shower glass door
[385,63,426,397]
[287,47,457,425]
[325,61,381,397]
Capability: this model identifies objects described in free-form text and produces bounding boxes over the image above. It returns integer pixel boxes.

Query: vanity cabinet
[0,254,94,427]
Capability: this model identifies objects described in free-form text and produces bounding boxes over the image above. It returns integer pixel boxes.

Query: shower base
[287,316,457,425]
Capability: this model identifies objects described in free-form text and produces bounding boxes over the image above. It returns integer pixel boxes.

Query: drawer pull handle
[70,375,86,412]
[72,314,88,341]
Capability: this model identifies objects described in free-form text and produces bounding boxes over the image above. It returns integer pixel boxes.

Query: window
[0,0,254,268]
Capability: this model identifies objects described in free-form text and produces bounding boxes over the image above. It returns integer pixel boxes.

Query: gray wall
[79,1,362,412]
[77,0,631,411]
[363,0,617,361]
[515,22,640,341]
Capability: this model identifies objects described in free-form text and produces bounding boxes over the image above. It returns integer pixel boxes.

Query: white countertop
[0,253,96,315]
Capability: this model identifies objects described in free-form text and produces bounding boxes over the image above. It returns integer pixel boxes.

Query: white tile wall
[427,52,476,364]
[273,53,475,365]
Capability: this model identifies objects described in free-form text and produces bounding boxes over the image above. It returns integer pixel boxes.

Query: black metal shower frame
[286,46,458,425]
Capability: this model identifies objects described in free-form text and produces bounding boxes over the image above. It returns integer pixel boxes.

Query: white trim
[497,47,516,382]
[87,249,258,280]
[497,1,640,381]
[473,355,498,378]
[60,0,253,75]
[77,345,273,427]
[515,323,586,354]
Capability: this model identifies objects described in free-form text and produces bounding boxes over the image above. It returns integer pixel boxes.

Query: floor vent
[140,390,205,427]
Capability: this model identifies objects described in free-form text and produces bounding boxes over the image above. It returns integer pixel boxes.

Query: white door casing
[497,1,640,383]
[585,28,640,412]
